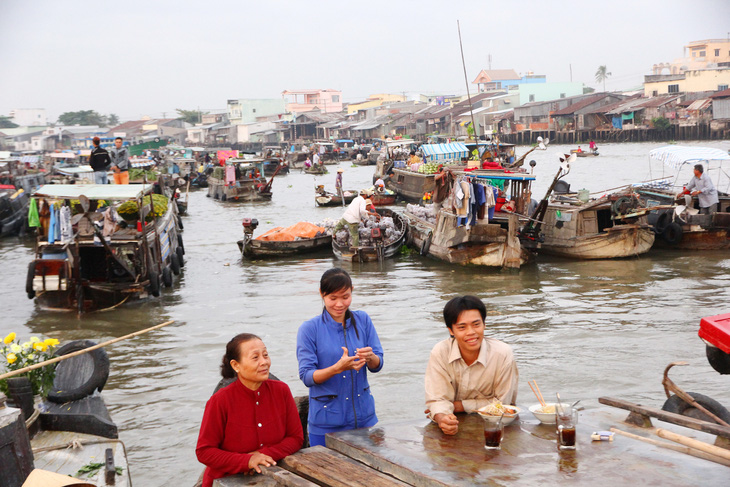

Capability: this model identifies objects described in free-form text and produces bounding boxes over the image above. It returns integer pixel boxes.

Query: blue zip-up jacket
[297,309,384,435]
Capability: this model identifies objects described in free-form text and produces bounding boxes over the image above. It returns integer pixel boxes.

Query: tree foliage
[58,110,107,126]
[176,109,207,124]
[595,65,612,92]
[0,116,19,129]
[651,117,671,131]
[107,113,120,127]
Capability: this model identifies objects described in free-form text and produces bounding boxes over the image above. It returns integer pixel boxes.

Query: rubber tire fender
[148,269,160,297]
[661,222,683,245]
[221,193,227,202]
[170,253,181,275]
[177,217,184,231]
[655,211,672,234]
[176,246,185,267]
[662,392,730,424]
[162,265,173,288]
[706,344,730,375]
[47,339,110,404]
[26,261,36,299]
[177,234,185,255]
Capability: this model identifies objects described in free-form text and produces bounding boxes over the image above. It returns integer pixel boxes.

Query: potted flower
[1,332,60,397]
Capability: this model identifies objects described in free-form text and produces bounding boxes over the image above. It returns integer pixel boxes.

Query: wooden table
[214,408,728,487]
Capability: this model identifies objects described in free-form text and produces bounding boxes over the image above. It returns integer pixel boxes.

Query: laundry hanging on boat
[54,207,61,242]
[60,206,72,243]
[225,165,236,186]
[27,198,40,228]
[48,205,56,244]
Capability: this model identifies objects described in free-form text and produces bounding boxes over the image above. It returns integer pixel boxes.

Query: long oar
[0,320,175,381]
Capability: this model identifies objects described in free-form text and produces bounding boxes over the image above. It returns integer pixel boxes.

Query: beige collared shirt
[425,336,518,419]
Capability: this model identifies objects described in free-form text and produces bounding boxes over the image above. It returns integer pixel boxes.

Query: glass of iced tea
[556,407,578,450]
[482,418,504,450]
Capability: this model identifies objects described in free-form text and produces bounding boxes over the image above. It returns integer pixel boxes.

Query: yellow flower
[30,336,40,343]
[44,338,60,348]
[7,353,17,364]
[10,344,22,354]
[33,342,47,352]
[3,332,15,344]
[27,353,35,360]
[22,342,32,350]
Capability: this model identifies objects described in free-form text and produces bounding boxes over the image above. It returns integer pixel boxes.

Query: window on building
[332,95,340,102]
[715,49,720,56]
[252,108,256,113]
[699,51,706,57]
[668,84,679,93]
[560,93,566,98]
[652,90,658,97]
[719,85,729,91]
[529,94,535,102]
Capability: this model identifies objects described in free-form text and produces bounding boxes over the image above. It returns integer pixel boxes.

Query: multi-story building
[644,67,730,96]
[652,39,730,75]
[227,99,286,125]
[282,89,342,113]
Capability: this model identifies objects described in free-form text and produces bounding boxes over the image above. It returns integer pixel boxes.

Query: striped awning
[649,146,730,170]
[21,155,39,163]
[420,143,469,162]
[131,161,155,168]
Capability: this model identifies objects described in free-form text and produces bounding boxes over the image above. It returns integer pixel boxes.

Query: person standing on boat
[589,140,597,153]
[89,136,111,184]
[335,168,344,199]
[680,164,719,214]
[109,137,130,184]
[196,333,303,487]
[333,189,379,247]
[424,295,518,436]
[296,268,384,447]
[313,152,321,166]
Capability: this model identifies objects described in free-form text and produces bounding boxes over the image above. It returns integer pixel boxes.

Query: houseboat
[636,146,730,250]
[26,184,184,312]
[207,159,274,202]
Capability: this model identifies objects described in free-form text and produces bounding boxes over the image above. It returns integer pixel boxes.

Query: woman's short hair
[320,268,352,296]
[220,333,261,379]
[443,295,486,330]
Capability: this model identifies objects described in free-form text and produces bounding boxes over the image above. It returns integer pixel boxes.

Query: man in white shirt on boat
[679,164,719,214]
[313,152,321,166]
[333,189,379,247]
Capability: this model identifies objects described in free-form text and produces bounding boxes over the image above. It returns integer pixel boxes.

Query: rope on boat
[24,407,40,428]
[96,294,131,313]
[33,437,133,486]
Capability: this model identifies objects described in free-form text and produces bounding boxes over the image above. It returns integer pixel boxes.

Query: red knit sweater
[196,379,303,487]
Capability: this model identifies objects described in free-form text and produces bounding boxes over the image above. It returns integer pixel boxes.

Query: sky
[1,0,729,122]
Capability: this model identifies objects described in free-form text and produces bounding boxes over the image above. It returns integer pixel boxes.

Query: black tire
[176,246,185,267]
[177,234,185,255]
[221,193,227,202]
[148,269,160,297]
[177,217,184,231]
[661,222,683,245]
[26,261,36,299]
[706,345,730,375]
[662,392,730,424]
[655,211,671,234]
[170,253,181,275]
[162,265,173,287]
[47,340,110,404]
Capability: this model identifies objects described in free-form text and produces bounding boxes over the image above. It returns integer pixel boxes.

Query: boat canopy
[48,153,78,159]
[649,146,730,170]
[420,143,469,162]
[336,139,354,144]
[55,165,94,175]
[33,184,152,200]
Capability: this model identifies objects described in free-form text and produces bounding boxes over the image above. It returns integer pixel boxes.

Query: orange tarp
[255,222,326,241]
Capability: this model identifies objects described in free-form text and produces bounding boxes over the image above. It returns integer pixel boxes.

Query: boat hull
[540,225,655,259]
[332,209,406,262]
[239,234,332,258]
[207,178,272,201]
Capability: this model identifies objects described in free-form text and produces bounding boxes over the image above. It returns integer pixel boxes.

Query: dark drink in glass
[484,429,503,449]
[559,426,576,448]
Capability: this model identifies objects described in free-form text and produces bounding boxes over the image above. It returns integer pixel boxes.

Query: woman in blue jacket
[296,268,384,447]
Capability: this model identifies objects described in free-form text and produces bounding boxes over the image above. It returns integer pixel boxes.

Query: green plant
[74,462,123,478]
[651,117,671,131]
[1,333,60,396]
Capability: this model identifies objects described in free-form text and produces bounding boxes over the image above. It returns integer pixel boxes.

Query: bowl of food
[529,403,558,424]
[477,402,521,426]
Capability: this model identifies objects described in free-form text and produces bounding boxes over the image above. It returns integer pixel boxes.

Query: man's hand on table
[433,413,459,435]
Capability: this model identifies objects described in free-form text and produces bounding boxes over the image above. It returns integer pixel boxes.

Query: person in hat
[334,189,379,247]
[335,168,344,199]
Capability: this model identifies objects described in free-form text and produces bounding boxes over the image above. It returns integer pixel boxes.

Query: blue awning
[420,143,469,162]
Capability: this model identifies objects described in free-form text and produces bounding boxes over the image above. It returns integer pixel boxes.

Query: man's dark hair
[115,137,123,142]
[443,295,486,329]
[92,136,100,146]
[694,164,704,174]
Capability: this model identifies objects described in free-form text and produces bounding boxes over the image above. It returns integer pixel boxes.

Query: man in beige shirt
[425,295,518,435]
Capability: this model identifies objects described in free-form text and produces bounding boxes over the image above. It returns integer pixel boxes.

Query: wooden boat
[207,160,274,202]
[0,187,29,237]
[303,165,328,175]
[263,158,289,176]
[370,190,397,206]
[539,192,655,259]
[315,188,357,207]
[27,184,184,312]
[332,209,407,262]
[405,210,530,268]
[571,149,599,157]
[237,218,332,258]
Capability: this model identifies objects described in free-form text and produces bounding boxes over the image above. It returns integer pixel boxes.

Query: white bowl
[529,403,558,424]
[477,405,521,426]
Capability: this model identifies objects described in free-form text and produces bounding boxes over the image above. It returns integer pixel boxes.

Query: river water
[2,141,730,486]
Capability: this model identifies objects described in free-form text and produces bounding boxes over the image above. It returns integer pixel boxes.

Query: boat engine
[242,218,259,236]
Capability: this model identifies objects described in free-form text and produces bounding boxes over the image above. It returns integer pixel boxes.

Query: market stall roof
[55,165,93,175]
[420,142,469,161]
[649,146,730,170]
[33,184,151,200]
[48,153,78,159]
[21,155,40,163]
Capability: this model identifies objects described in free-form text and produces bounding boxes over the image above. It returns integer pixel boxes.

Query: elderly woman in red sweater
[196,333,303,487]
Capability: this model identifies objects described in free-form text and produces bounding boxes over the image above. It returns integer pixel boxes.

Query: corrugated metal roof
[710,88,730,99]
[637,95,680,108]
[551,94,608,116]
[686,98,712,111]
